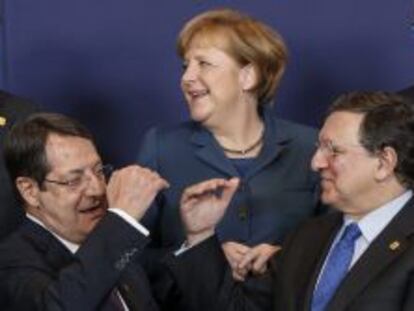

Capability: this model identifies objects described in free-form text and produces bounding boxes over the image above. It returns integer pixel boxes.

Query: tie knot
[341,223,361,243]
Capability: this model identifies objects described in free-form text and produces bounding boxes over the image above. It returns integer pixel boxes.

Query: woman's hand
[222,241,251,281]
[239,243,281,275]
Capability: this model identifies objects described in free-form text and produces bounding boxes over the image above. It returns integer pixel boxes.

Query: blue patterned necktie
[311,223,362,311]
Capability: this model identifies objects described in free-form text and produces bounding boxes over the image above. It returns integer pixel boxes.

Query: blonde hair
[177,8,288,105]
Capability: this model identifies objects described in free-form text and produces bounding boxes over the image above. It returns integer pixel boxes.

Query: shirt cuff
[108,208,149,237]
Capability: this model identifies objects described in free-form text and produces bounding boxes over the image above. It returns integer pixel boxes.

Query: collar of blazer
[190,106,293,178]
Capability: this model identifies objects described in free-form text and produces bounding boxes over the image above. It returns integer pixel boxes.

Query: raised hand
[180,178,239,246]
[106,165,169,220]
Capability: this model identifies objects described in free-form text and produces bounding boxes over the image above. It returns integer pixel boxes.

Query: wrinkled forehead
[320,111,365,144]
[45,134,101,175]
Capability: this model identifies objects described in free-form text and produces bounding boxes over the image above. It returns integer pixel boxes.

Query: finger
[251,254,269,274]
[232,268,247,282]
[250,244,280,273]
[181,179,227,205]
[222,242,251,262]
[252,263,267,275]
[238,250,259,270]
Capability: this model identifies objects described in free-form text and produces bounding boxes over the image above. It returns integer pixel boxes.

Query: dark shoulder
[143,121,200,147]
[0,90,39,120]
[281,211,340,252]
[0,228,43,268]
[0,218,63,270]
[399,85,414,104]
[272,117,318,156]
[275,118,317,138]
[151,121,198,137]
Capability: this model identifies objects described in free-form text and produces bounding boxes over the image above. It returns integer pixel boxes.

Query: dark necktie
[311,223,361,311]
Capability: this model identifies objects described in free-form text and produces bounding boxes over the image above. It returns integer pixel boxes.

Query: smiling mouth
[188,90,209,100]
[79,204,105,215]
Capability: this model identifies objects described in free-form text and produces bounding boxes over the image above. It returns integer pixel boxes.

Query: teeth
[189,90,208,97]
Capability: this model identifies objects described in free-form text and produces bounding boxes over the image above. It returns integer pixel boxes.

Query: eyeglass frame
[314,140,369,159]
[43,164,113,190]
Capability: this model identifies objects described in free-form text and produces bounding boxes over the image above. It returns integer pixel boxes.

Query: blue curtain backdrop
[1,0,413,166]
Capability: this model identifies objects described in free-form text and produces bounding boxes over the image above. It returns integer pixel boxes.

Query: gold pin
[0,116,6,127]
[389,241,400,251]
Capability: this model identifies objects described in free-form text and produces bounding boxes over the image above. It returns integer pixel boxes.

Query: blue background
[1,0,413,166]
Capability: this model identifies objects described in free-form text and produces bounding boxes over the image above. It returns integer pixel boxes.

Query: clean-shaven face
[181,40,246,129]
[36,134,108,243]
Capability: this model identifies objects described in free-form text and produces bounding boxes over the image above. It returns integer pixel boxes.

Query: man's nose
[83,172,106,196]
[311,147,329,172]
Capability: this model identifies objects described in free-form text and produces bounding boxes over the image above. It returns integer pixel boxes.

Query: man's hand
[238,243,281,277]
[106,165,169,220]
[180,178,239,247]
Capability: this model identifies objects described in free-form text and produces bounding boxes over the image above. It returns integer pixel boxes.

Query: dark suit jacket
[0,213,159,311]
[137,107,322,252]
[166,197,414,311]
[0,91,38,240]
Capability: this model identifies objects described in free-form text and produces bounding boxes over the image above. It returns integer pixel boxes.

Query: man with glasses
[164,91,414,311]
[0,113,168,310]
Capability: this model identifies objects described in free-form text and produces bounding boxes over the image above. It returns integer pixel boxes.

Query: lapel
[191,125,238,177]
[190,107,292,179]
[21,219,145,310]
[20,218,74,272]
[327,197,414,311]
[302,213,343,311]
[245,108,292,180]
[118,278,141,311]
[117,265,158,311]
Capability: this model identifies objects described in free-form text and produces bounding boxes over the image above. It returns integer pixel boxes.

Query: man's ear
[375,146,398,181]
[15,177,41,208]
[239,63,258,92]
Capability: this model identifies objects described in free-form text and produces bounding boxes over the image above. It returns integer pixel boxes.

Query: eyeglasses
[43,164,113,190]
[315,141,364,159]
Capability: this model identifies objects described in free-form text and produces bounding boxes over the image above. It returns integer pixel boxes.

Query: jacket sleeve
[0,214,151,311]
[160,236,275,311]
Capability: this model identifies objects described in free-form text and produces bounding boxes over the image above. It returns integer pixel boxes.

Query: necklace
[219,130,264,155]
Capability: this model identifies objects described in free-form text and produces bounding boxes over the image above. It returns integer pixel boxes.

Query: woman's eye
[199,60,211,67]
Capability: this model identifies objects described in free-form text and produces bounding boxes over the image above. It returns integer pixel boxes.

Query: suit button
[238,206,248,220]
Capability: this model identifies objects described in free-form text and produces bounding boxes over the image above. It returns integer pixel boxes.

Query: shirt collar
[343,190,413,243]
[26,213,80,254]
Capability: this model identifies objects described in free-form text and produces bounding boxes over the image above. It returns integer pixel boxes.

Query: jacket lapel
[327,197,414,311]
[190,108,291,179]
[245,110,292,180]
[118,266,159,311]
[302,214,343,311]
[191,125,239,177]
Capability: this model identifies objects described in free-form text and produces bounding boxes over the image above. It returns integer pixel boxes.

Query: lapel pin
[0,116,6,127]
[389,240,400,251]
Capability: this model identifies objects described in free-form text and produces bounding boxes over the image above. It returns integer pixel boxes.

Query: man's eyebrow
[65,161,103,175]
